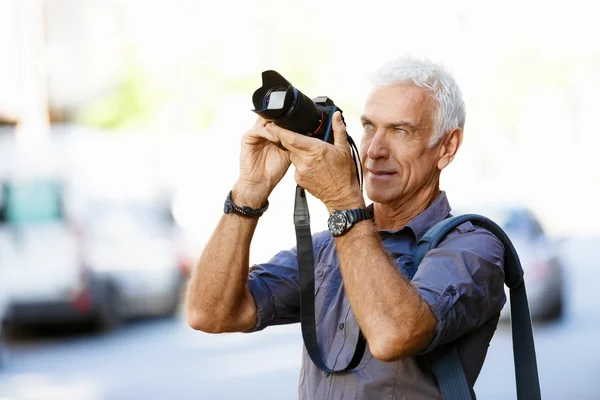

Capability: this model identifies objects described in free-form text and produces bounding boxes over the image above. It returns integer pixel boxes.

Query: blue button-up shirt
[247,192,506,399]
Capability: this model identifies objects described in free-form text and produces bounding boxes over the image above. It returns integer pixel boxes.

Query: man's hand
[235,116,292,207]
[266,111,364,211]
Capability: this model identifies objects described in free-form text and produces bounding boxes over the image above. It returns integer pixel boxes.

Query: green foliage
[75,29,336,133]
[76,64,167,131]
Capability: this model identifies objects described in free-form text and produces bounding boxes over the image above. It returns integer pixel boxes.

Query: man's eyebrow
[387,121,419,131]
[360,115,418,131]
[360,115,372,124]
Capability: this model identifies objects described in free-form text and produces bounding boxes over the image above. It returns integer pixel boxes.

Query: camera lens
[252,70,322,136]
[265,89,287,110]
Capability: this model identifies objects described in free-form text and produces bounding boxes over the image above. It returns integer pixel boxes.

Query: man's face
[360,83,442,206]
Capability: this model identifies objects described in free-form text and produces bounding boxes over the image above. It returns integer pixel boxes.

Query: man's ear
[436,128,463,171]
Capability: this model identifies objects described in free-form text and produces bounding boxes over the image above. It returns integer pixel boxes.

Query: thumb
[332,111,349,151]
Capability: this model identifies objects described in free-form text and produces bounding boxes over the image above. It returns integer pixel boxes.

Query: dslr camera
[251,70,343,144]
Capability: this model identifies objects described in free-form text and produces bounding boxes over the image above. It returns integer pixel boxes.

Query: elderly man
[186,56,506,399]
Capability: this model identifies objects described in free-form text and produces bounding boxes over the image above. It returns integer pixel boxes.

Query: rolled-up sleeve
[245,230,331,332]
[246,247,301,332]
[411,222,506,353]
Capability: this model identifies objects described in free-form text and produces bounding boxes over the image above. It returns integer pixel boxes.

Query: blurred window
[1,180,63,225]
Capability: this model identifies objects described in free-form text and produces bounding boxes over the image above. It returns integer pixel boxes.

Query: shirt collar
[367,191,452,241]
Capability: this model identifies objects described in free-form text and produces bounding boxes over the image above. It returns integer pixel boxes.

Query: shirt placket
[320,295,353,399]
[329,299,352,370]
[311,300,352,399]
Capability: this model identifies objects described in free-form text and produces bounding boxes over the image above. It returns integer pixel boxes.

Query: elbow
[185,285,229,333]
[369,303,437,361]
[368,321,435,362]
[186,309,210,332]
[369,331,413,362]
[186,308,228,334]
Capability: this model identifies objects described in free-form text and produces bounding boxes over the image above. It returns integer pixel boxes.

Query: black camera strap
[294,134,366,373]
[295,186,367,372]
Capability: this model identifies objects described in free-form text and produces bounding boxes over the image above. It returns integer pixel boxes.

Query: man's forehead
[363,83,433,123]
[366,83,431,106]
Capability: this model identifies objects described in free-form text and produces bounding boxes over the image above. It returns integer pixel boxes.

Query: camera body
[309,96,340,144]
[251,70,344,145]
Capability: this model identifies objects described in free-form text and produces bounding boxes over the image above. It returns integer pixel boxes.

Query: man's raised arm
[186,118,291,333]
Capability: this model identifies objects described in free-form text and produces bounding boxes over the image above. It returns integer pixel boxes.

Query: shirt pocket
[314,263,339,327]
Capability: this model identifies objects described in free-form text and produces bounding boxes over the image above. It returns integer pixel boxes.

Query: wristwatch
[327,208,370,237]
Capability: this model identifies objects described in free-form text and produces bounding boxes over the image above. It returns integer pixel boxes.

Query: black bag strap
[414,214,541,400]
[430,344,473,400]
[295,185,366,373]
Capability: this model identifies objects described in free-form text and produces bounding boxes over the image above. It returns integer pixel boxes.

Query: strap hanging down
[430,345,473,400]
[295,185,366,373]
[415,214,541,400]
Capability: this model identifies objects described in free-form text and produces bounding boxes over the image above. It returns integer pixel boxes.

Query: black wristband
[223,190,269,218]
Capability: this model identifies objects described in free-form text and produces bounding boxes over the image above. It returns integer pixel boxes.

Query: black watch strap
[347,208,370,224]
[223,190,269,218]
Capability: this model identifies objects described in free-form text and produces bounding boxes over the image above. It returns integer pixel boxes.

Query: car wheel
[95,281,122,332]
[0,326,7,369]
[540,291,564,321]
[162,274,186,318]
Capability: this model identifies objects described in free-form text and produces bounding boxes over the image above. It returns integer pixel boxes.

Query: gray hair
[370,56,466,147]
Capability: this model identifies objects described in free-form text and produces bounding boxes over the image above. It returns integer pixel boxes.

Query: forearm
[186,188,264,332]
[335,221,435,360]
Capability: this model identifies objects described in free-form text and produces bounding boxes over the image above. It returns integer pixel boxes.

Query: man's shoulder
[434,220,505,261]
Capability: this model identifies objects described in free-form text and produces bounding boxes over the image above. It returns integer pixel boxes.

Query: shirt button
[325,372,331,377]
[317,270,324,277]
[338,323,345,330]
[449,287,457,296]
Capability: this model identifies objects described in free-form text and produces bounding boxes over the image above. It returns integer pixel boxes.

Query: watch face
[328,212,348,236]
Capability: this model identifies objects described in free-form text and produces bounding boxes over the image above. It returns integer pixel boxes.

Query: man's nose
[367,130,389,160]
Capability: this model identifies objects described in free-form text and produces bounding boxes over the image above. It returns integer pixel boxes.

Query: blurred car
[453,205,564,321]
[0,273,6,368]
[80,198,186,329]
[0,179,185,332]
[0,178,91,329]
[0,189,9,366]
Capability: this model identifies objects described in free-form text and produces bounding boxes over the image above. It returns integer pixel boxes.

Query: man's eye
[395,128,406,134]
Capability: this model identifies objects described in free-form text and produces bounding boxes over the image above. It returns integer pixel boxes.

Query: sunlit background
[0,0,598,399]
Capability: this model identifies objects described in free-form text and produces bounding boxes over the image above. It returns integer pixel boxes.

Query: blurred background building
[0,0,598,399]
[1,0,598,237]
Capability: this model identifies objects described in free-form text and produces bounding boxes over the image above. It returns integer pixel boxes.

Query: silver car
[0,275,6,368]
[0,179,91,328]
[80,199,186,329]
[1,179,185,332]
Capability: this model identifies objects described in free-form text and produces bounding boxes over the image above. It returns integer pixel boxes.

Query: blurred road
[0,237,598,400]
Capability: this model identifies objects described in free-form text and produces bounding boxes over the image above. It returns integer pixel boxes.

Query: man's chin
[365,187,400,205]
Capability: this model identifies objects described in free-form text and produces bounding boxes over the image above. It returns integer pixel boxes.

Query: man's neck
[373,186,441,231]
